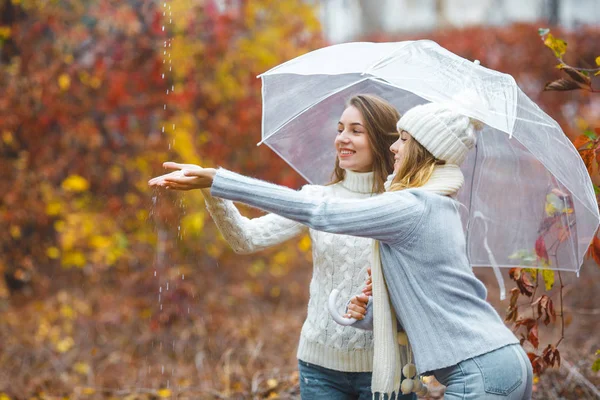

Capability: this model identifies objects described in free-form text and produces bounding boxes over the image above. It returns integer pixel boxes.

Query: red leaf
[586,235,600,265]
[528,323,540,349]
[535,236,549,264]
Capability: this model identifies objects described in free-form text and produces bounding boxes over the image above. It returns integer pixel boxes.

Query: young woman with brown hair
[152,95,416,400]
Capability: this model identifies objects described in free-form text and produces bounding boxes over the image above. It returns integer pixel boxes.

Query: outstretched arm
[150,166,424,244]
[148,162,307,254]
[210,169,423,244]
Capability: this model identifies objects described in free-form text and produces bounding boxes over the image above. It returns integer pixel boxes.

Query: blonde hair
[388,135,445,192]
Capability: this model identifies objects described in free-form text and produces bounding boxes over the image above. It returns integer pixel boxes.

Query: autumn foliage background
[0,0,599,398]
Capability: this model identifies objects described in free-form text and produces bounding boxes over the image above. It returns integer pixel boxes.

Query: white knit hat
[396,102,478,166]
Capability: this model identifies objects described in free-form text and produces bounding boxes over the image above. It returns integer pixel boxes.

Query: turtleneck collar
[341,169,375,194]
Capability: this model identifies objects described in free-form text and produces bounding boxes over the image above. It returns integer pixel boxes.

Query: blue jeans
[298,360,416,400]
[433,344,533,400]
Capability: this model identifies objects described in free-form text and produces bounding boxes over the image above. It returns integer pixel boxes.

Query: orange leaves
[532,294,556,326]
[509,267,535,297]
[586,235,600,265]
[539,29,596,93]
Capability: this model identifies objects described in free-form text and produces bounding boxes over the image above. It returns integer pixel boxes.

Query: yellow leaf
[62,251,86,268]
[542,268,555,291]
[157,388,172,398]
[10,225,21,239]
[74,362,90,375]
[46,200,62,216]
[0,27,11,40]
[82,387,95,395]
[273,251,289,265]
[89,235,111,249]
[64,54,74,64]
[596,56,600,66]
[545,201,557,217]
[89,77,102,89]
[58,74,71,91]
[267,393,279,399]
[298,235,311,252]
[543,33,567,58]
[0,393,11,400]
[55,337,74,353]
[61,175,89,192]
[2,130,13,145]
[47,247,60,259]
[60,304,75,319]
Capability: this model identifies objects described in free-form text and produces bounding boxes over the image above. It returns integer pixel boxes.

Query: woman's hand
[148,162,216,190]
[362,267,372,296]
[345,294,369,320]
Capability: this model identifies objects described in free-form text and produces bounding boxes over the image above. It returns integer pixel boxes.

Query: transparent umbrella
[257,40,599,291]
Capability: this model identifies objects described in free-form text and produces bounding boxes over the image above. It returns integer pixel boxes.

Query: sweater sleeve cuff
[348,297,374,331]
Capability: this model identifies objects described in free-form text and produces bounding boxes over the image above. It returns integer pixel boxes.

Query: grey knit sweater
[211,168,519,374]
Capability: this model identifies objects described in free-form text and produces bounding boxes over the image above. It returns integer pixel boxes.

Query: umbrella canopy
[258,40,599,275]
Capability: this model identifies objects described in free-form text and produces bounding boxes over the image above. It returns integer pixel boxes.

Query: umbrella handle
[328,289,357,326]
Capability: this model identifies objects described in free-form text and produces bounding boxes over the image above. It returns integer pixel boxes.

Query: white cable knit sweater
[202,170,376,372]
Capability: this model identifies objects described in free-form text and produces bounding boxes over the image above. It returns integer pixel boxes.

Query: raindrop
[154,270,157,277]
[162,26,165,31]
[159,286,162,293]
[166,282,169,291]
[164,105,167,110]
[162,74,164,79]
[182,274,185,280]
[166,89,169,94]
[172,124,175,129]
[162,365,165,374]
[160,304,163,310]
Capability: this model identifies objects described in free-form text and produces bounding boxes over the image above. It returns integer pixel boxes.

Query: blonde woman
[152,95,416,400]
[150,101,533,399]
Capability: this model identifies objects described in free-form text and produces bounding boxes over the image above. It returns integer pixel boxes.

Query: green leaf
[538,28,550,36]
[583,130,598,140]
[594,184,600,195]
[542,268,555,291]
[593,351,600,372]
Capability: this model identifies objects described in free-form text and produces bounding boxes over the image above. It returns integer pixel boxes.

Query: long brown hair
[388,133,446,192]
[330,95,400,193]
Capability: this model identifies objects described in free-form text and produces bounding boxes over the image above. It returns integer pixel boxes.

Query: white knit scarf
[372,164,464,399]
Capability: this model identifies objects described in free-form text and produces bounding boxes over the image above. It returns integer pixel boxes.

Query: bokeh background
[0,0,599,398]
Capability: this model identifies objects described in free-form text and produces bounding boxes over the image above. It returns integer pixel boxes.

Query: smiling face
[334,105,374,173]
[390,130,411,174]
